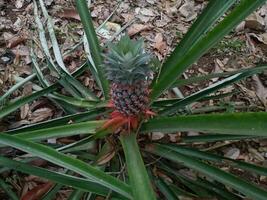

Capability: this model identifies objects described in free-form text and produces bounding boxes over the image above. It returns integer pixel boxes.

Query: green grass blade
[0,156,109,196]
[57,128,111,153]
[195,178,240,200]
[120,133,156,200]
[38,0,67,72]
[181,134,262,143]
[155,178,177,200]
[83,35,104,95]
[168,184,196,198]
[0,121,104,148]
[160,64,267,115]
[158,162,212,197]
[42,183,62,200]
[51,94,103,108]
[163,164,238,200]
[141,112,267,136]
[30,48,50,87]
[0,178,19,200]
[151,0,266,100]
[76,0,109,99]
[62,73,98,100]
[7,108,107,133]
[0,84,57,119]
[0,62,88,119]
[68,190,84,200]
[0,133,132,198]
[173,64,267,88]
[35,0,97,100]
[147,144,267,200]
[162,144,267,176]
[0,74,36,103]
[152,91,238,109]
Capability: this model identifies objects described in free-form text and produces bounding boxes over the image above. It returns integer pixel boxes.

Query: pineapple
[103,36,153,130]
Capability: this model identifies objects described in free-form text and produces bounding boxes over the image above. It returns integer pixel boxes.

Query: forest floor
[0,0,267,199]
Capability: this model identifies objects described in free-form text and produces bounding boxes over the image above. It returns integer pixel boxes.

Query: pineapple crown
[104,35,151,85]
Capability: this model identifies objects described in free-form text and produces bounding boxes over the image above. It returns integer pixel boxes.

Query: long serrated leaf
[76,0,109,99]
[155,178,177,200]
[0,133,132,198]
[0,62,88,119]
[38,0,67,72]
[42,183,62,200]
[0,121,104,149]
[151,0,266,100]
[51,94,104,108]
[0,178,19,200]
[68,190,84,200]
[0,84,57,119]
[162,144,267,176]
[34,0,81,97]
[173,64,267,88]
[35,0,97,100]
[160,64,267,115]
[181,134,262,143]
[7,108,107,134]
[154,0,236,85]
[146,144,267,200]
[30,48,50,87]
[141,112,267,136]
[0,74,36,103]
[120,133,156,200]
[0,156,109,196]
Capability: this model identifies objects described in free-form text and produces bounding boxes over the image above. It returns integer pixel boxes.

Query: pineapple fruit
[103,36,153,131]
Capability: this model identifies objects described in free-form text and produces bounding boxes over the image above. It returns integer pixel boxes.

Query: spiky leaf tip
[105,35,151,85]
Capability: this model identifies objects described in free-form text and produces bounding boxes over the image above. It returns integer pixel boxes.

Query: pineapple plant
[1,1,267,200]
[103,36,154,131]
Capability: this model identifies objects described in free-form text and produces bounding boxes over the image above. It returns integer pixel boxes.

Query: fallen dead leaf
[96,150,116,165]
[179,0,197,22]
[95,142,116,165]
[235,21,246,32]
[245,12,265,30]
[153,33,167,54]
[8,120,30,129]
[245,33,256,53]
[154,13,172,28]
[252,75,267,109]
[128,23,151,36]
[98,22,121,39]
[151,132,164,141]
[248,32,267,45]
[135,7,155,23]
[12,45,30,56]
[15,0,24,9]
[20,103,30,120]
[165,0,181,16]
[121,13,134,23]
[248,147,265,162]
[21,182,54,200]
[20,83,32,119]
[139,8,155,16]
[7,34,27,48]
[224,147,240,160]
[29,107,54,123]
[58,8,80,21]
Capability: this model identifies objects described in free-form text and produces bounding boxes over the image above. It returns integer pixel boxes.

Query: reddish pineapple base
[102,106,155,132]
